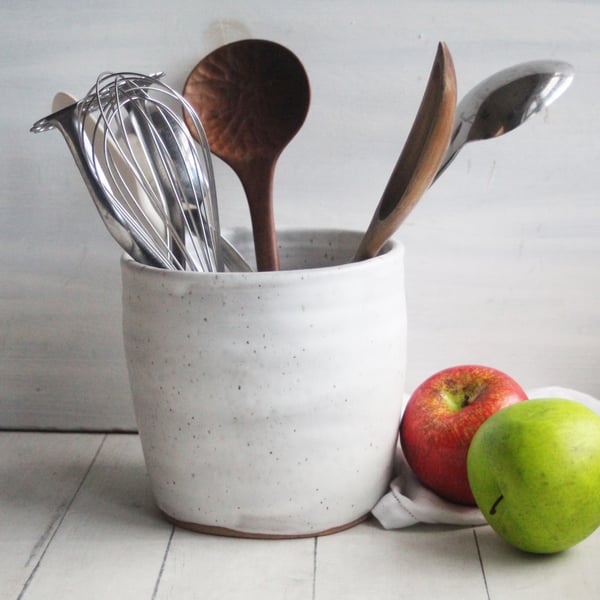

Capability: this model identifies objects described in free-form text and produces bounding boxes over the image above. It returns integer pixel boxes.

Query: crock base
[161,510,370,539]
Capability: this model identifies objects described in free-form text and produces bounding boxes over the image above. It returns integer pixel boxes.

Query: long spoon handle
[354,42,457,261]
[236,158,280,271]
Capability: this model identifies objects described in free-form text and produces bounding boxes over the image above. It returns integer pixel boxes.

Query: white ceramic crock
[121,229,406,538]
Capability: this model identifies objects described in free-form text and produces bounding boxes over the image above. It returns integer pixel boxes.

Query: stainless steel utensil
[434,59,574,182]
[48,88,252,272]
[51,91,169,247]
[32,72,251,272]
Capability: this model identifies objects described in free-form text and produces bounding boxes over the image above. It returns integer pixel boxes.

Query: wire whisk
[31,71,239,272]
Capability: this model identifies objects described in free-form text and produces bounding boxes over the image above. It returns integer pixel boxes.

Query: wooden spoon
[183,39,310,271]
[354,42,457,261]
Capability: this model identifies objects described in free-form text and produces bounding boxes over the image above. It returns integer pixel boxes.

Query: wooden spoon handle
[354,42,457,261]
[238,159,280,271]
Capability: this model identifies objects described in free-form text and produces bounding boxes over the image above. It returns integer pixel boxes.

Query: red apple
[399,365,527,505]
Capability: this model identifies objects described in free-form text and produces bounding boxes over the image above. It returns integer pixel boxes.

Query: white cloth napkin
[371,386,600,529]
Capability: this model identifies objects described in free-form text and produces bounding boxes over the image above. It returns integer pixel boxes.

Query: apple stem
[490,494,504,515]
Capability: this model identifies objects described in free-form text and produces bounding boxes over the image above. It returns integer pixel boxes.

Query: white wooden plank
[20,434,172,600]
[313,520,487,599]
[475,524,600,599]
[154,529,315,600]
[0,432,103,599]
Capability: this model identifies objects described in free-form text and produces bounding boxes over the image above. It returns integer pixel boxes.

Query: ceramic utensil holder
[121,229,406,538]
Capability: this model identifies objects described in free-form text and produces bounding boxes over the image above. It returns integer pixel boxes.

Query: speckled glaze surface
[121,229,406,537]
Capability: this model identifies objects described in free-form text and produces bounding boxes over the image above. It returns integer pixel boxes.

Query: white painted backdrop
[1,1,599,430]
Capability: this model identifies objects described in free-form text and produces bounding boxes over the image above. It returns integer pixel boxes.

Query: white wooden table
[1,432,598,600]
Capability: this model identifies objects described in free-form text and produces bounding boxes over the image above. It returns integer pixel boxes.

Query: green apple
[467,398,600,553]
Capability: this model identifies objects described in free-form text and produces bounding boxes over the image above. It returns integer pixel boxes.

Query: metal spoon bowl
[434,59,575,181]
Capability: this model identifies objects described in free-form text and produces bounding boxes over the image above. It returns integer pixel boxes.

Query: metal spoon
[183,39,311,271]
[434,59,574,182]
[354,42,457,261]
